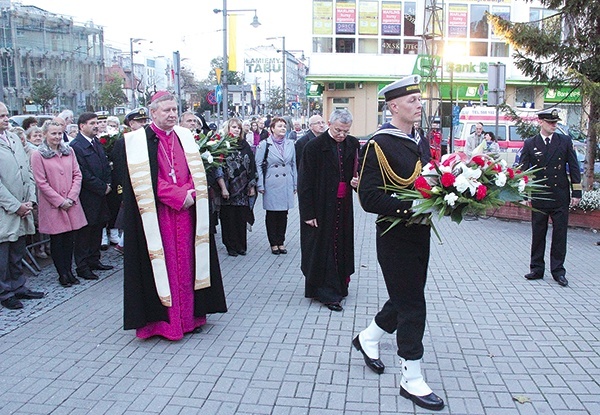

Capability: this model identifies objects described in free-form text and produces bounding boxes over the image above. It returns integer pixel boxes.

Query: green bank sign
[412,55,491,76]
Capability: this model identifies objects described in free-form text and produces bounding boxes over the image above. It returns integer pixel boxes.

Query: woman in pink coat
[31,121,88,287]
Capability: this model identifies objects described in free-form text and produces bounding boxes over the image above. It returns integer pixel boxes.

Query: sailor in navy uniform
[519,108,582,287]
[352,75,444,411]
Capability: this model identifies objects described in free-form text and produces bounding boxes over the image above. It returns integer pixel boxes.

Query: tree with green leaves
[207,57,244,86]
[266,86,285,115]
[98,74,127,113]
[29,78,58,113]
[488,1,599,189]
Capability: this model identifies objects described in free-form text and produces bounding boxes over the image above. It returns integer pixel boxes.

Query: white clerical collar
[152,123,174,136]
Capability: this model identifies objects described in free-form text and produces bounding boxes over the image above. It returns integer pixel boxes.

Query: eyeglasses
[310,121,326,125]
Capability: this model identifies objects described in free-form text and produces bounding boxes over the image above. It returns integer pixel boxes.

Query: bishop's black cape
[112,127,227,330]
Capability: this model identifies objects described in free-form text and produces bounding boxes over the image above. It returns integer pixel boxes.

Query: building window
[404,40,419,54]
[448,4,468,38]
[359,38,378,53]
[490,42,509,57]
[470,41,487,56]
[470,4,489,39]
[313,37,333,53]
[336,38,355,53]
[404,2,416,36]
[333,98,350,104]
[382,38,401,54]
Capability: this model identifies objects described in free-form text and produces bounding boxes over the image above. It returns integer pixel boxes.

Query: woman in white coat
[255,117,297,255]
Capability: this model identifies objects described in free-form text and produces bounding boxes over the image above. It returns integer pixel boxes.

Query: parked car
[8,114,54,128]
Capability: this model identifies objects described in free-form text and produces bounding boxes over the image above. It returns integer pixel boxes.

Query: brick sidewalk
[1,197,599,414]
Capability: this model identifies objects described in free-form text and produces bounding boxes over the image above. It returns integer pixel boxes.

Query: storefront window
[404,40,419,54]
[359,38,378,53]
[490,42,509,57]
[381,38,401,54]
[403,2,416,36]
[313,37,333,53]
[470,5,489,39]
[336,38,356,53]
[448,4,468,38]
[470,41,487,56]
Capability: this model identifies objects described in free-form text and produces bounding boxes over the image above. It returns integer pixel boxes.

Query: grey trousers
[0,236,28,301]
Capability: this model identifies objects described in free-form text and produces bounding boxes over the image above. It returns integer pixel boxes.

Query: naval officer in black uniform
[519,108,582,287]
[352,75,444,411]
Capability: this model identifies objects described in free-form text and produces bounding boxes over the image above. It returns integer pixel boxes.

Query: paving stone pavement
[0,196,599,415]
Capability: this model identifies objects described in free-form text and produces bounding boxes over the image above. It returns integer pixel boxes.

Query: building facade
[0,3,104,114]
[307,0,583,137]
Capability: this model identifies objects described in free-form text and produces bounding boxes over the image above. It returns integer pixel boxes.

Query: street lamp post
[129,38,150,109]
[214,1,260,121]
[268,36,286,115]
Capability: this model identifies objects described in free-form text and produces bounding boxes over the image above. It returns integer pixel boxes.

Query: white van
[452,106,549,165]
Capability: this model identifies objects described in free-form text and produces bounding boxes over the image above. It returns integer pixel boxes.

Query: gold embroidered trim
[372,141,421,189]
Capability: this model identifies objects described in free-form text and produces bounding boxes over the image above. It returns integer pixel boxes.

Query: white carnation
[495,172,507,187]
[444,192,459,206]
[201,150,214,164]
[518,178,526,193]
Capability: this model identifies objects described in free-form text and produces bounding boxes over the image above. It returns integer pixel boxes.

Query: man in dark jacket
[298,109,359,312]
[519,108,582,287]
[70,112,113,280]
[294,114,326,170]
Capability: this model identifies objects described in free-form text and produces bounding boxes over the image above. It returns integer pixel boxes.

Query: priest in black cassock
[297,109,359,312]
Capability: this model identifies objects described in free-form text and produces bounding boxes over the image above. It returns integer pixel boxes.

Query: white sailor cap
[378,75,422,101]
[537,108,561,122]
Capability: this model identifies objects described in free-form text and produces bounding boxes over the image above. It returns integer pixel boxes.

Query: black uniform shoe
[1,297,24,310]
[67,271,80,285]
[553,275,568,287]
[78,269,99,280]
[227,248,238,257]
[58,274,72,287]
[90,262,114,271]
[14,290,45,300]
[524,272,543,280]
[352,335,385,374]
[325,302,343,312]
[237,250,247,256]
[400,387,445,411]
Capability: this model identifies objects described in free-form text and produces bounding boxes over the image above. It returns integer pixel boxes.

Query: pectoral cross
[169,168,177,184]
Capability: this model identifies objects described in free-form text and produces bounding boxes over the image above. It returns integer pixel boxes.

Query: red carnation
[507,168,515,179]
[476,184,487,201]
[440,172,456,187]
[414,176,432,199]
[471,155,486,167]
[523,175,529,183]
[492,163,502,172]
[99,137,108,145]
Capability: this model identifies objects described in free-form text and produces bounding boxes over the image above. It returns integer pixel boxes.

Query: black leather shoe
[352,335,385,374]
[90,262,114,271]
[192,326,203,334]
[325,302,343,312]
[100,244,109,251]
[78,269,99,280]
[67,271,80,285]
[278,247,287,254]
[400,387,445,411]
[554,275,568,287]
[237,250,247,256]
[227,249,238,257]
[271,247,280,255]
[14,290,45,300]
[1,297,24,310]
[58,274,72,287]
[524,272,543,280]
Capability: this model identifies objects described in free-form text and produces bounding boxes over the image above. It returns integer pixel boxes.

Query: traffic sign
[478,83,486,97]
[207,90,217,105]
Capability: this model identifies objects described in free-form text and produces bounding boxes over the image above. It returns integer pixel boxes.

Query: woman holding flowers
[218,118,257,256]
[354,75,444,411]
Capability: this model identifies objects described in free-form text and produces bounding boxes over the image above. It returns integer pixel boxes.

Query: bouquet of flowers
[195,130,238,170]
[380,152,546,236]
[98,131,120,155]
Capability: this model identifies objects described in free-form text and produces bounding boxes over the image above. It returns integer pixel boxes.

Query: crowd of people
[0,79,587,411]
